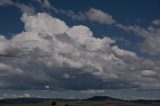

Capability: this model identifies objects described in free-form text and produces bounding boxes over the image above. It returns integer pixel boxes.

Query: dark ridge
[0,98,51,104]
[0,98,79,104]
[0,96,160,105]
[131,99,160,104]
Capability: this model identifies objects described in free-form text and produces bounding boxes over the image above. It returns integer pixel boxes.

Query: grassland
[0,96,160,106]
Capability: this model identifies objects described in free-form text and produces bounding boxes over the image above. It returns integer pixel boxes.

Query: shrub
[52,101,56,105]
[65,104,69,106]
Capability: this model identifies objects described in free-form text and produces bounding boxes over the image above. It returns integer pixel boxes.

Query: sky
[0,0,160,100]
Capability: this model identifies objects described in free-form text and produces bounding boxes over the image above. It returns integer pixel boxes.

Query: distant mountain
[0,98,51,104]
[84,96,121,101]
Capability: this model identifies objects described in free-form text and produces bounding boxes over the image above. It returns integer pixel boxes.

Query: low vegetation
[0,96,160,106]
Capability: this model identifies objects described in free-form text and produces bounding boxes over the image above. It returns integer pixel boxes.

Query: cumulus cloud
[0,35,5,39]
[59,8,160,90]
[86,8,115,25]
[112,46,137,58]
[141,70,157,77]
[21,13,69,34]
[44,85,50,89]
[141,35,160,56]
[61,8,160,57]
[152,19,160,26]
[0,12,159,91]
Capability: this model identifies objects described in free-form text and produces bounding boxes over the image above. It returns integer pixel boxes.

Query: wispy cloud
[0,0,13,6]
[0,0,55,14]
[116,23,160,56]
[61,8,115,25]
[15,3,35,14]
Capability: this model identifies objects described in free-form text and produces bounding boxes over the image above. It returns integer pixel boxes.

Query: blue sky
[0,0,160,99]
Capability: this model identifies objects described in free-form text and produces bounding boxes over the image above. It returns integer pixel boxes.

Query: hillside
[0,96,160,106]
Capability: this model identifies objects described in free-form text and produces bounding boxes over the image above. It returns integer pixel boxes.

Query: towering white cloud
[61,8,160,57]
[21,13,69,34]
[0,12,159,91]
